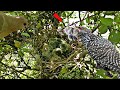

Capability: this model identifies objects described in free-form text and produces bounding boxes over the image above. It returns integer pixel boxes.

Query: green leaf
[22,48,30,52]
[104,11,115,15]
[60,67,68,74]
[62,12,66,17]
[14,40,21,48]
[18,50,24,57]
[96,69,107,78]
[108,30,120,44]
[36,22,41,28]
[100,17,113,26]
[5,45,12,48]
[21,33,30,37]
[114,15,120,23]
[86,18,90,23]
[80,21,85,26]
[0,42,6,45]
[99,25,108,34]
[93,16,98,22]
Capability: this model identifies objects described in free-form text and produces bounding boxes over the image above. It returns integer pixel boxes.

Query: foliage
[0,11,120,79]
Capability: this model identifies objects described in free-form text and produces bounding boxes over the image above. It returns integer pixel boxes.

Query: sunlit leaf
[14,40,21,48]
[96,69,106,78]
[99,25,108,34]
[114,15,120,23]
[18,50,24,57]
[60,67,68,74]
[108,30,120,44]
[104,11,116,15]
[100,17,113,26]
[21,32,30,37]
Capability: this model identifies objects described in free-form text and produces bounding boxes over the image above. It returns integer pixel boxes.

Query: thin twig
[69,21,80,26]
[92,24,100,33]
[78,11,81,22]
[92,12,106,33]
[82,11,88,21]
[69,14,96,26]
[67,11,74,18]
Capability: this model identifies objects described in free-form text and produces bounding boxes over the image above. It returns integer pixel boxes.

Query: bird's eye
[23,23,27,26]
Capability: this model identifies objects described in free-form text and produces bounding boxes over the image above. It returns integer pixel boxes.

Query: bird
[0,11,28,39]
[63,26,120,78]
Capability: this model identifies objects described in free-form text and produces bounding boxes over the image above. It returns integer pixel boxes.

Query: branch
[69,21,80,26]
[92,12,106,33]
[78,11,81,22]
[67,11,74,18]
[92,24,100,33]
[81,11,88,21]
[19,55,32,70]
[69,14,97,26]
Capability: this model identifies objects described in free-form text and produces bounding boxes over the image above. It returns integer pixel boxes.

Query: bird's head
[63,26,92,42]
[63,27,79,41]
[77,26,92,38]
[15,16,28,30]
[78,26,91,33]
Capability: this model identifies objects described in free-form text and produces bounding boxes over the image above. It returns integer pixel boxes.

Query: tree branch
[81,11,88,21]
[69,14,97,26]
[92,24,100,33]
[78,11,81,22]
[67,11,74,18]
[92,12,106,33]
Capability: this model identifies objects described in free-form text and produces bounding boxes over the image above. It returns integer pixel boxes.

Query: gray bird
[63,26,120,78]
